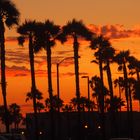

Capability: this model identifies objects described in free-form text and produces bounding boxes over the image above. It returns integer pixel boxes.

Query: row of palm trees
[1,0,140,140]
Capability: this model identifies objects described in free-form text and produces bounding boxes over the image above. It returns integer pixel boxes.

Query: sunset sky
[1,0,140,114]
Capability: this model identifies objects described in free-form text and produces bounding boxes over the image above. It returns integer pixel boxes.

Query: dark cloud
[6,51,29,64]
[88,24,140,39]
[6,65,29,71]
[62,72,88,77]
[6,36,17,42]
[14,73,28,77]
[55,50,73,55]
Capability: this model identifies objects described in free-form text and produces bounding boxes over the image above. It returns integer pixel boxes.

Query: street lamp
[56,57,74,112]
[81,75,90,112]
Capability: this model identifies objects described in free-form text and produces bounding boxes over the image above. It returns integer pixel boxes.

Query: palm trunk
[106,60,114,101]
[99,56,106,139]
[73,35,81,140]
[46,46,55,140]
[136,69,140,81]
[128,83,133,138]
[0,19,10,133]
[29,35,39,140]
[139,100,140,112]
[123,62,130,137]
[106,60,117,137]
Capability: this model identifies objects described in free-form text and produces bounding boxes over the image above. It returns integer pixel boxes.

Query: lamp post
[56,57,74,112]
[56,57,76,139]
[81,76,90,112]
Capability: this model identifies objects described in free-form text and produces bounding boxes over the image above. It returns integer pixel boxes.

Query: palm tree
[128,56,140,81]
[105,96,125,113]
[34,20,60,111]
[114,50,133,137]
[58,19,93,139]
[90,35,110,138]
[114,77,124,111]
[0,105,12,127]
[17,20,41,140]
[25,89,43,102]
[0,0,20,132]
[114,50,130,113]
[58,19,92,111]
[90,75,109,112]
[45,95,64,112]
[9,103,23,130]
[34,20,60,140]
[62,104,73,112]
[102,45,115,102]
[36,102,45,113]
[133,81,140,112]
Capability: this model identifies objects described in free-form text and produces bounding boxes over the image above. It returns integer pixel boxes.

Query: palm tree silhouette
[105,96,125,113]
[45,95,64,112]
[17,20,40,140]
[25,89,43,102]
[128,56,140,111]
[114,50,133,137]
[102,45,115,102]
[114,77,124,111]
[9,103,23,130]
[34,20,60,140]
[133,81,140,112]
[90,76,109,113]
[0,0,20,132]
[58,19,93,139]
[128,56,140,81]
[115,50,130,113]
[36,102,45,113]
[90,35,109,139]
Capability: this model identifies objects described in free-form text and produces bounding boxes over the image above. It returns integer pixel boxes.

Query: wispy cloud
[62,72,88,77]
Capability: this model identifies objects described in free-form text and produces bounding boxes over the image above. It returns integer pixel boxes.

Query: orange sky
[1,0,140,114]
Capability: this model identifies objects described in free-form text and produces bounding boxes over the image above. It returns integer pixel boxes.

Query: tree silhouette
[45,95,64,112]
[9,103,23,130]
[90,35,110,139]
[90,76,109,112]
[0,0,20,132]
[25,89,43,102]
[105,96,125,113]
[58,19,93,140]
[114,50,133,137]
[114,77,124,111]
[34,20,60,140]
[17,20,41,140]
[36,102,45,113]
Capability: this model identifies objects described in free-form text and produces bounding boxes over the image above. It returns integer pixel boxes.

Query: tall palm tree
[58,19,93,139]
[58,19,93,110]
[128,56,140,111]
[114,50,130,113]
[114,50,133,137]
[34,20,60,140]
[90,35,110,139]
[102,45,115,102]
[17,20,40,140]
[0,0,20,132]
